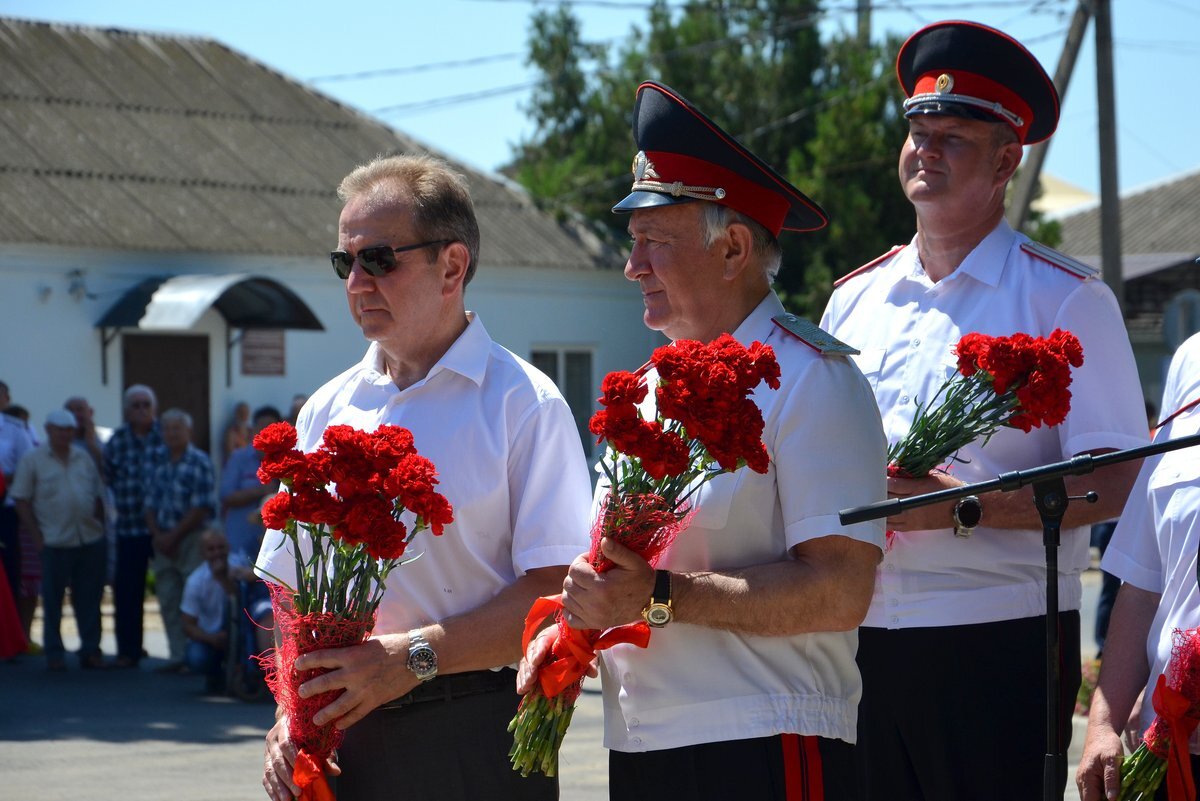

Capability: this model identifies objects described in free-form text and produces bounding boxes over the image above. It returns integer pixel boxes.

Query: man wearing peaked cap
[820,21,1148,801]
[521,80,888,800]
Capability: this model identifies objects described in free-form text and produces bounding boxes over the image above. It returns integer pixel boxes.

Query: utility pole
[1095,0,1125,314]
[1006,1,1092,231]
[856,0,870,46]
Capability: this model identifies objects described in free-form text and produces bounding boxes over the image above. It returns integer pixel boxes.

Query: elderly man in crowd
[144,408,215,673]
[105,384,165,669]
[821,21,1148,800]
[258,154,592,801]
[11,408,107,671]
[522,81,887,800]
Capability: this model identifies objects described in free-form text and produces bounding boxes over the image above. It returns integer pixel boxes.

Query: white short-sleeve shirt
[821,220,1149,628]
[256,313,593,642]
[1102,331,1200,747]
[599,293,888,752]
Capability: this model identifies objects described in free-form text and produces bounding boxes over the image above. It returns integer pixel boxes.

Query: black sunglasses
[330,239,453,279]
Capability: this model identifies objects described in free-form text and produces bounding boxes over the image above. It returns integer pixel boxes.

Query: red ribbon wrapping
[292,750,335,801]
[522,594,651,698]
[1151,673,1200,801]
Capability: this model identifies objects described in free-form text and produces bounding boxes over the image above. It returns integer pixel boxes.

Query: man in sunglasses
[104,383,166,669]
[258,154,592,801]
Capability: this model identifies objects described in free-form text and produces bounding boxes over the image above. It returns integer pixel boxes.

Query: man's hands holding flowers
[560,537,657,631]
[884,469,963,531]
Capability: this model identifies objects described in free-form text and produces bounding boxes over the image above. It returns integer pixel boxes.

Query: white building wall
[0,245,653,460]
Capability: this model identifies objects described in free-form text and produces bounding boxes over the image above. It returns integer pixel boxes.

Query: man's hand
[560,537,654,631]
[1076,723,1125,801]
[885,470,961,531]
[262,715,341,801]
[515,624,599,696]
[293,634,418,730]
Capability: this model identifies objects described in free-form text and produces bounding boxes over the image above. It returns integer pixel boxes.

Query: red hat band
[907,69,1034,142]
[634,150,791,236]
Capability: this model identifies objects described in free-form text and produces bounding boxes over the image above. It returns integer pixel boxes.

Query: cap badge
[631,151,660,182]
[935,73,954,93]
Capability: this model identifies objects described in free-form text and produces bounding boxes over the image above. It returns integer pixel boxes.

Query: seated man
[181,529,272,694]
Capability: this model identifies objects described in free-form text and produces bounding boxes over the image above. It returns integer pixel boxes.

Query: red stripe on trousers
[781,733,824,801]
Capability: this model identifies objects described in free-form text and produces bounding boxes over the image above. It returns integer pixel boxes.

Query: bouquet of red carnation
[1119,628,1200,801]
[508,333,780,777]
[254,421,453,801]
[885,329,1083,544]
[890,329,1084,478]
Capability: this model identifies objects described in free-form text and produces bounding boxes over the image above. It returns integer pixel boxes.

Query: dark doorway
[122,335,211,455]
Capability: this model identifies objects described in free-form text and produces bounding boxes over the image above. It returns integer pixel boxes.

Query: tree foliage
[505,2,917,318]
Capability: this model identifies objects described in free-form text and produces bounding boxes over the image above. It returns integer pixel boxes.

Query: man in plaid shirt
[104,385,166,668]
[144,407,215,672]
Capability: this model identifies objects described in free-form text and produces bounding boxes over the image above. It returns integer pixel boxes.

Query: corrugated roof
[1058,168,1200,261]
[0,17,617,270]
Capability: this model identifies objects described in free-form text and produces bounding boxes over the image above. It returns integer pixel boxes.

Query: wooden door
[121,335,211,455]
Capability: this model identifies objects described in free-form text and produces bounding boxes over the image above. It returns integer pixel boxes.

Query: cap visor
[904,100,1009,126]
[612,190,698,215]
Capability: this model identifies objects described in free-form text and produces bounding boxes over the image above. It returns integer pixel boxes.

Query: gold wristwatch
[641,570,673,628]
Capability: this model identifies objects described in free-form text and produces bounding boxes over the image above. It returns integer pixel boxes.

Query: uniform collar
[906,218,1015,288]
[361,311,490,389]
[730,291,786,344]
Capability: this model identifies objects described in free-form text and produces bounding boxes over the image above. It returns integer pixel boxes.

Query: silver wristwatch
[405,629,438,682]
[952,495,983,538]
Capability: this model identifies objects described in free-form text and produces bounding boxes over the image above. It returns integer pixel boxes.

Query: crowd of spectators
[0,378,298,700]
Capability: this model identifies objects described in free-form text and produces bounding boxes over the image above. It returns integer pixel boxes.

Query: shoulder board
[1020,241,1098,279]
[772,314,859,355]
[833,246,903,288]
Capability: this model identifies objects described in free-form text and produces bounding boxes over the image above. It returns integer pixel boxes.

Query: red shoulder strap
[834,246,903,288]
[1153,395,1200,433]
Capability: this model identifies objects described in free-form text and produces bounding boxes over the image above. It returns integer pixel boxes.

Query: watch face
[955,497,983,528]
[409,647,437,677]
[645,604,672,627]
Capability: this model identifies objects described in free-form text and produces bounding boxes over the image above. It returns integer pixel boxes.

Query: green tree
[506,2,921,320]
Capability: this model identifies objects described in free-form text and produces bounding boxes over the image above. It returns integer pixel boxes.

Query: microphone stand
[839,433,1200,801]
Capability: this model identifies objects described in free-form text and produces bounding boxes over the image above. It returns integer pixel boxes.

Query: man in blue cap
[522,80,888,800]
[821,20,1148,800]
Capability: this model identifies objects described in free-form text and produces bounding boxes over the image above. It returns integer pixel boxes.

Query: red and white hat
[612,81,828,237]
[896,20,1060,145]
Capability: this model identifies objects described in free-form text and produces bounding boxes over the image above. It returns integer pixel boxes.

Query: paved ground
[0,573,1102,801]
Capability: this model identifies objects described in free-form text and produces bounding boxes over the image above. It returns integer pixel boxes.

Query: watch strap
[650,569,671,605]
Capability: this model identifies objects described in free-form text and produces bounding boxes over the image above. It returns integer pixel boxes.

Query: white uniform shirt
[1103,331,1200,748]
[821,220,1148,629]
[257,313,592,643]
[599,293,887,752]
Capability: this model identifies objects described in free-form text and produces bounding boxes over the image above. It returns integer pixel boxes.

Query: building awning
[96,274,324,331]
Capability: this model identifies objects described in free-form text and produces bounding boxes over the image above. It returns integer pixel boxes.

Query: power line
[310,52,524,83]
[374,81,537,115]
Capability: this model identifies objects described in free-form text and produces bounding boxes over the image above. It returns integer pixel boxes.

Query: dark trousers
[335,674,556,801]
[0,507,21,609]
[855,613,1081,801]
[610,733,857,801]
[113,534,152,661]
[41,539,106,660]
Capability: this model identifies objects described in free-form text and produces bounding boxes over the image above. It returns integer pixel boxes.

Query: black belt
[379,668,516,709]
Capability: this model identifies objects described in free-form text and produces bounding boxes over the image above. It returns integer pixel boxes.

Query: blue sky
[6,0,1199,198]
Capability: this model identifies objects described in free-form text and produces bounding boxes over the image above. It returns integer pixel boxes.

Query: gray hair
[701,203,784,280]
[123,384,157,410]
[160,408,192,429]
[337,154,481,286]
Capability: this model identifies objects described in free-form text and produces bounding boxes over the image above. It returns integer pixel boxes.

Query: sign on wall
[241,329,286,375]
